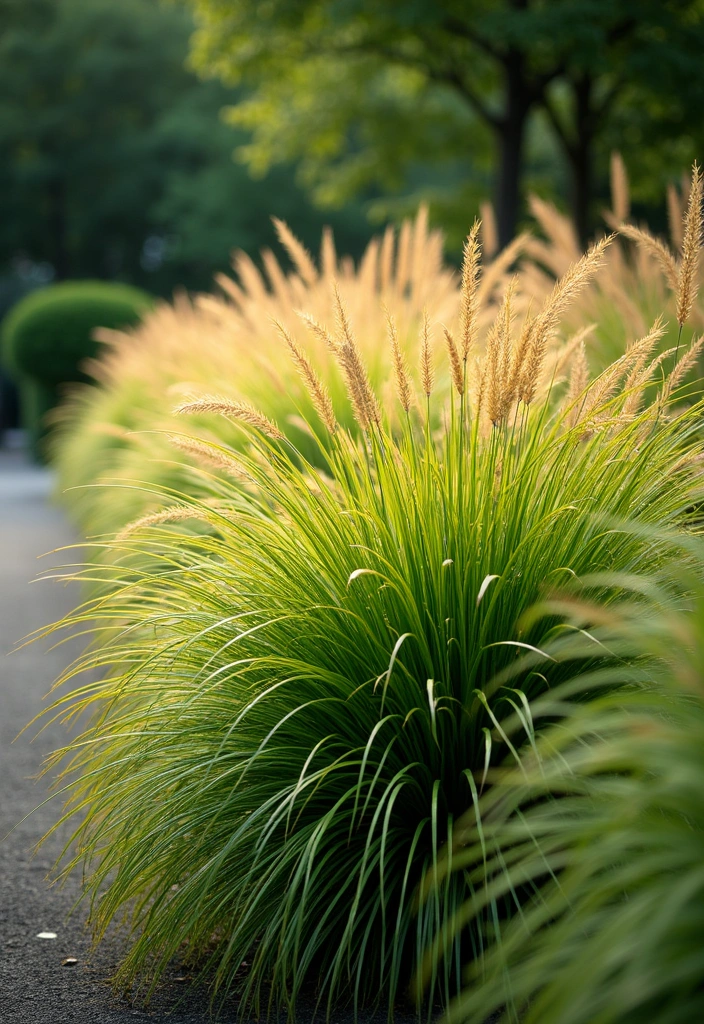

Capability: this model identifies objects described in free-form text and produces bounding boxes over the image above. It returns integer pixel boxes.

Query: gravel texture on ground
[0,448,431,1024]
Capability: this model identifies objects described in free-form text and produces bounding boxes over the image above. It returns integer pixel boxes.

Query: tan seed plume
[296,311,339,353]
[665,335,704,398]
[498,277,516,413]
[460,220,481,361]
[484,321,502,426]
[443,326,464,396]
[273,320,338,433]
[116,506,205,541]
[272,217,318,286]
[479,202,498,259]
[677,163,703,327]
[519,235,611,405]
[386,310,413,413]
[419,310,434,397]
[628,345,678,399]
[565,341,589,427]
[320,226,337,280]
[619,224,679,293]
[507,305,534,400]
[396,219,412,292]
[578,354,630,426]
[610,152,630,224]
[622,318,667,407]
[333,285,381,428]
[174,396,285,440]
[475,356,487,419]
[486,278,516,425]
[667,182,684,251]
[168,435,250,479]
[551,325,595,381]
[379,224,395,293]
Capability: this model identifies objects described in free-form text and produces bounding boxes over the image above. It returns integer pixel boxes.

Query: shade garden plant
[37,170,704,1019]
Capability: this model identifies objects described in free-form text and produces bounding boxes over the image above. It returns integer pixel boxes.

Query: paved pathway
[0,449,427,1024]
[0,450,247,1021]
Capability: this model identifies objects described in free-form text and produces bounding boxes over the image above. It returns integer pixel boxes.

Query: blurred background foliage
[2,0,704,303]
[188,0,704,250]
[0,0,371,301]
[3,0,704,438]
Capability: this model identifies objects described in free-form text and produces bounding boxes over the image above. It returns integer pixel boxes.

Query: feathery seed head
[610,152,630,224]
[479,202,498,259]
[115,506,204,541]
[667,182,684,251]
[296,310,339,353]
[519,236,611,405]
[420,310,434,398]
[274,320,338,434]
[460,220,482,362]
[665,335,704,399]
[507,305,534,400]
[386,310,413,413]
[168,435,250,479]
[677,163,703,327]
[443,326,464,396]
[174,396,285,440]
[565,342,589,427]
[272,217,318,286]
[619,224,679,293]
[621,318,668,415]
[333,285,381,429]
[486,278,516,425]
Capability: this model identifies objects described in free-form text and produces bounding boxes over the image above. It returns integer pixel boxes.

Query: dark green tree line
[0,0,370,294]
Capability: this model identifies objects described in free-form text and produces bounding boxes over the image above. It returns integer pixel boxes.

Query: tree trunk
[495,51,532,250]
[568,75,595,248]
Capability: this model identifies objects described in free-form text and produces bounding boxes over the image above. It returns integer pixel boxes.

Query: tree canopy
[187,0,704,247]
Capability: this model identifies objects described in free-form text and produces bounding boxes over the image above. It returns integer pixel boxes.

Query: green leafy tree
[187,0,704,247]
[0,0,370,294]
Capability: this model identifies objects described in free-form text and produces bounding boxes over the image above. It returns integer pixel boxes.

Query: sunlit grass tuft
[37,222,704,1018]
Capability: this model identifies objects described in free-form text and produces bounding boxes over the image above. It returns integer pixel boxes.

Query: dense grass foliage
[37,214,704,1017]
[441,539,704,1024]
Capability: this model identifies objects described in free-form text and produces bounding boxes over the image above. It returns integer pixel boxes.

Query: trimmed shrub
[37,225,704,1017]
[1,279,151,451]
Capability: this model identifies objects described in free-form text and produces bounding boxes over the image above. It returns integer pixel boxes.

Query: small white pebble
[36,932,57,940]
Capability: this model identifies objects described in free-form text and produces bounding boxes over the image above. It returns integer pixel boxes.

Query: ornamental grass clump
[439,538,704,1024]
[39,221,704,1017]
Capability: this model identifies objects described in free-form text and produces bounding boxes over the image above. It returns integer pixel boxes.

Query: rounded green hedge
[1,280,152,385]
[0,280,151,454]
